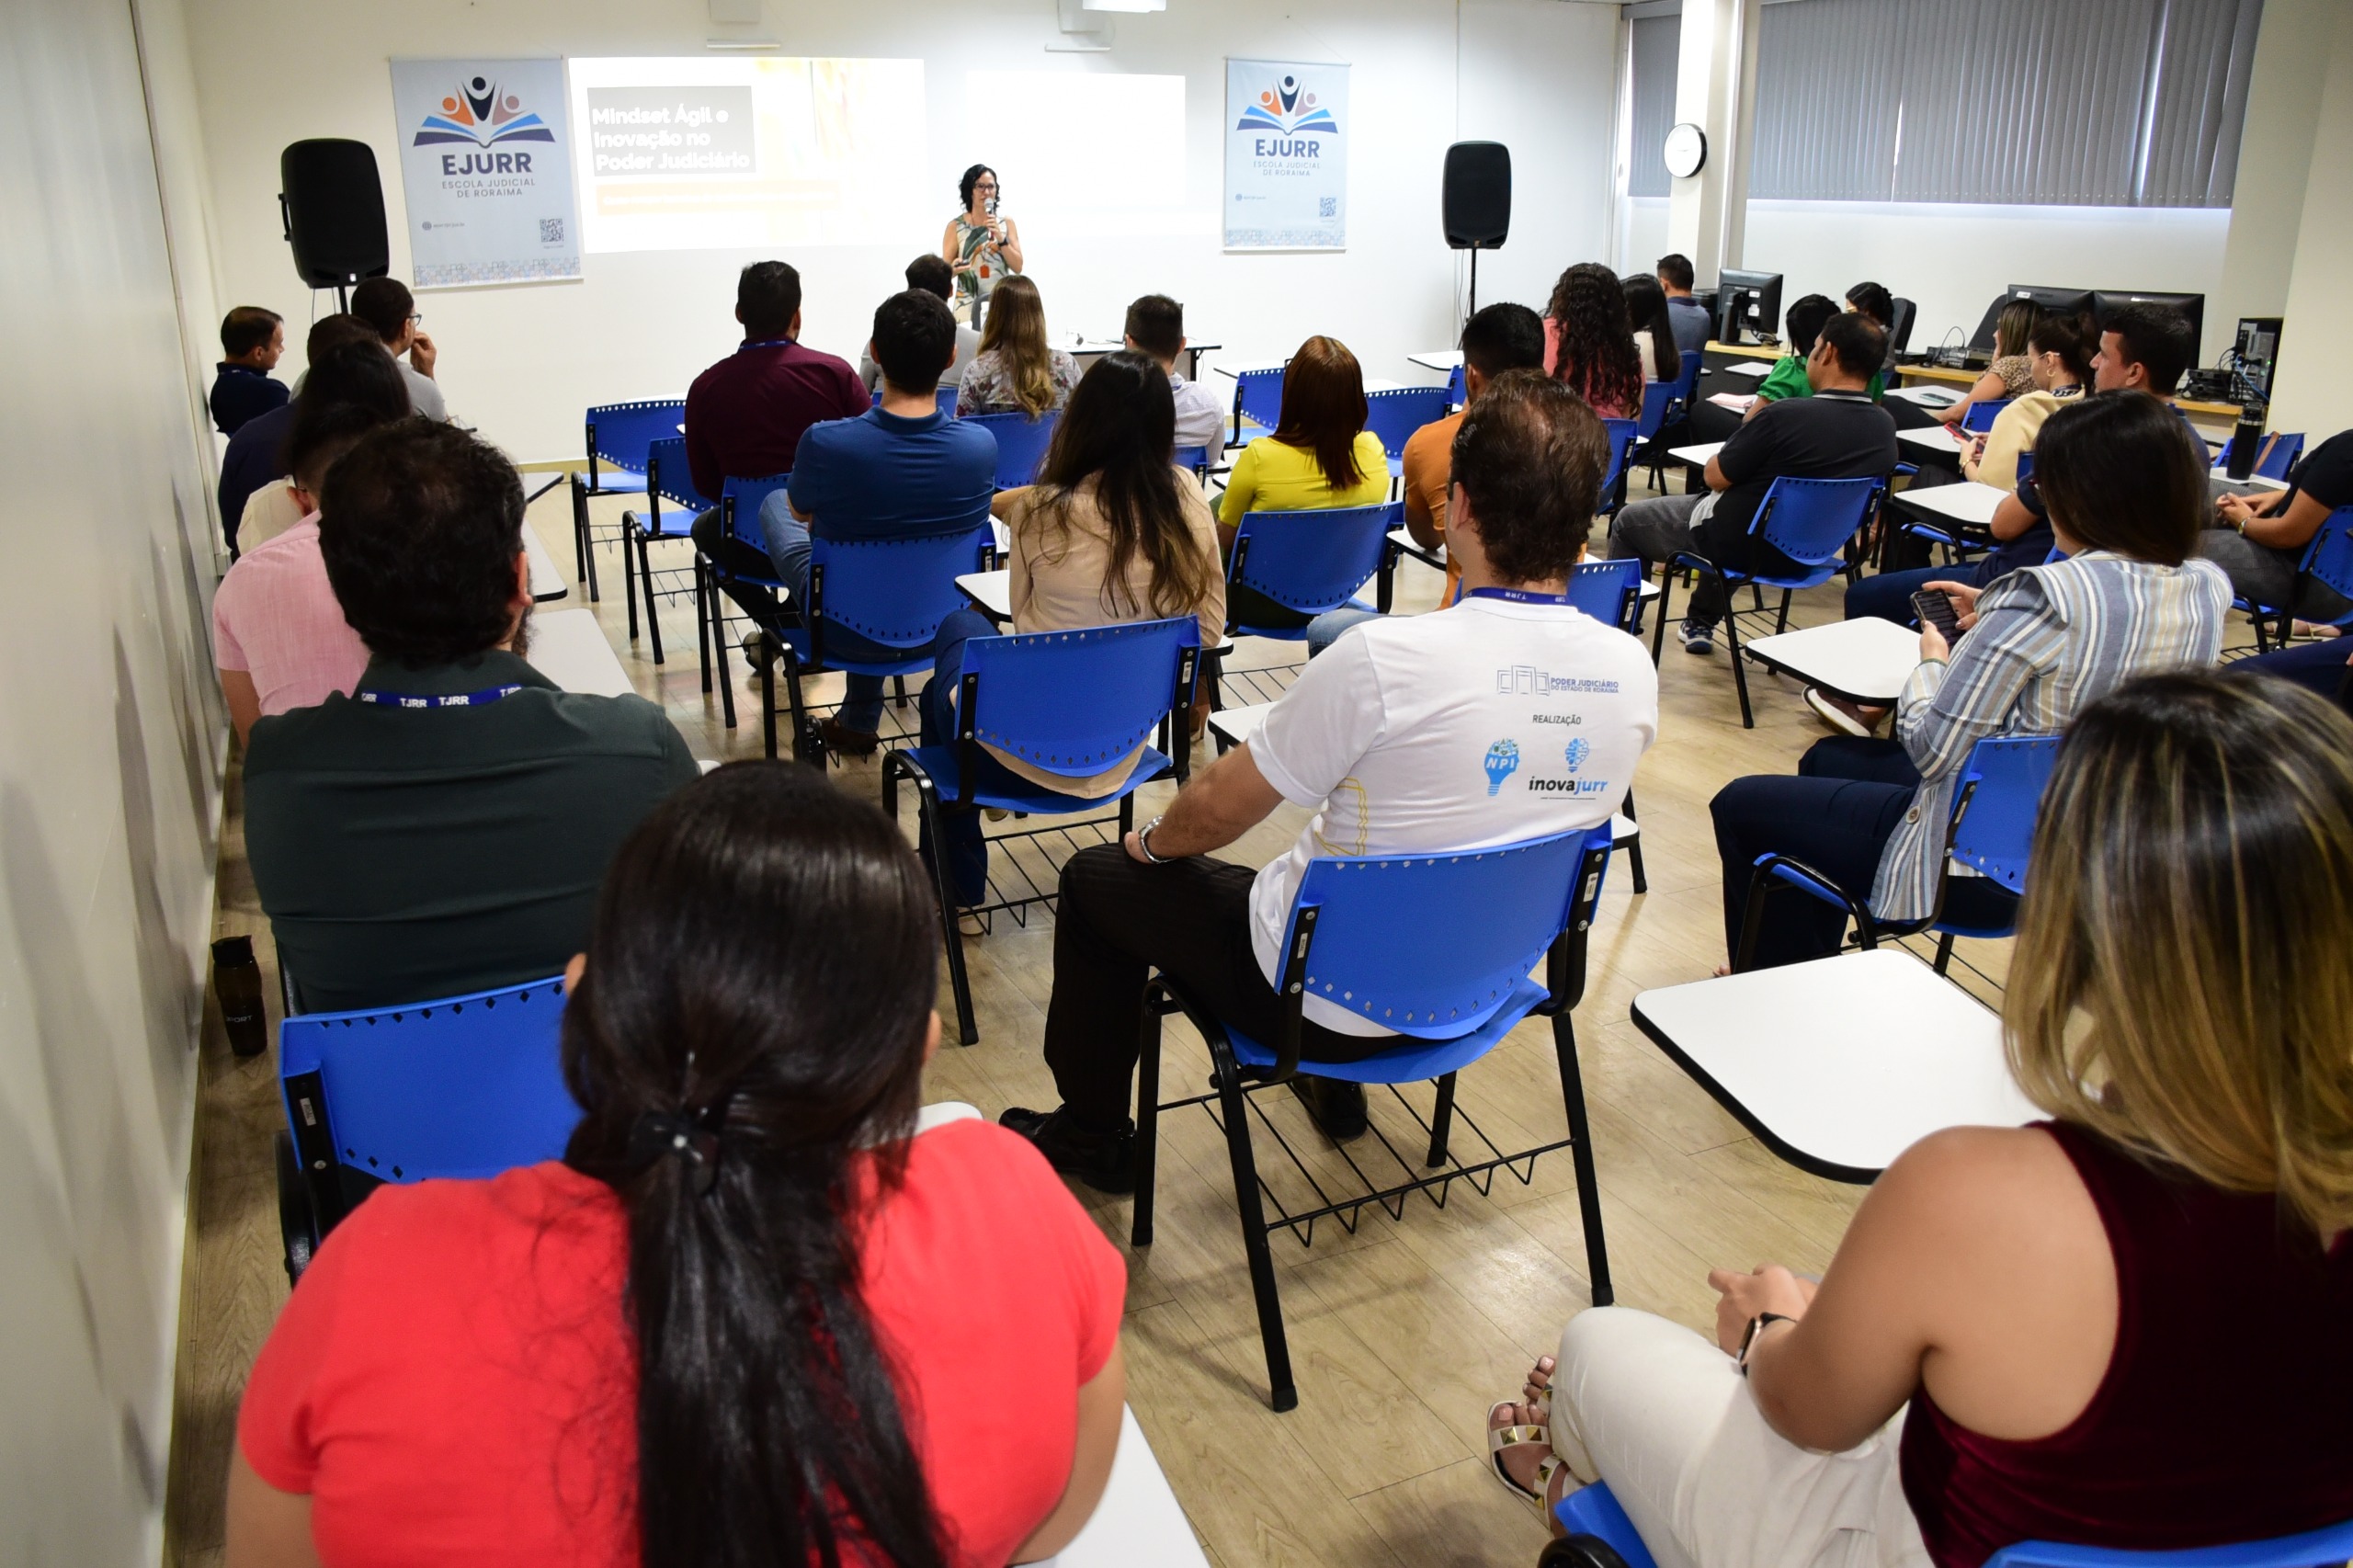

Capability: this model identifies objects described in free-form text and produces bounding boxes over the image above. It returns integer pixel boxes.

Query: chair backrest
[1565,556,1643,631]
[967,409,1060,490]
[1635,378,1678,439]
[1961,397,2014,435]
[643,437,712,519]
[1173,444,1211,476]
[1445,362,1468,407]
[1365,387,1450,460]
[1228,504,1396,617]
[935,384,961,419]
[716,473,792,577]
[1233,367,1284,433]
[1282,828,1607,1040]
[585,400,686,482]
[960,617,1200,782]
[2015,449,2035,486]
[2296,505,2353,608]
[1984,1517,2353,1567]
[1947,734,2061,893]
[2256,431,2306,481]
[1600,418,1641,491]
[812,527,993,650]
[1888,296,1918,354]
[1751,475,1884,566]
[278,976,577,1186]
[1674,348,1703,404]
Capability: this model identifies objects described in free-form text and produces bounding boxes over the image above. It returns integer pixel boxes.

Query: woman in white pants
[1488,669,2353,1568]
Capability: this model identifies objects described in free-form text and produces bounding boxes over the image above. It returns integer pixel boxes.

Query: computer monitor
[2091,291,2205,358]
[1714,268,1783,345]
[1968,286,2098,351]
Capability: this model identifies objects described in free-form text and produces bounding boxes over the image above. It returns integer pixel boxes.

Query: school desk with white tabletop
[1741,615,1925,708]
[525,608,633,698]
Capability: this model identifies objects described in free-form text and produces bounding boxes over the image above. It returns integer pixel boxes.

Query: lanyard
[738,338,794,353]
[355,684,524,710]
[1466,586,1574,607]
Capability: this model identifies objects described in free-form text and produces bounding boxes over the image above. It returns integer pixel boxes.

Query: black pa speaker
[1443,142,1511,250]
[279,139,390,291]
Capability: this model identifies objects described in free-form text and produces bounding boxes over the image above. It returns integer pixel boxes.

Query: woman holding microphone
[943,165,1024,314]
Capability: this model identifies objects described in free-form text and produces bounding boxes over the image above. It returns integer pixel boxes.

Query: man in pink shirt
[214,382,403,743]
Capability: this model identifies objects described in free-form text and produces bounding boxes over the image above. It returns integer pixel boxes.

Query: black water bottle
[2223,414,2264,481]
[212,936,268,1058]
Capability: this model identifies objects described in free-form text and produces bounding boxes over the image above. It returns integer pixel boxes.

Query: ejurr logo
[1235,74,1338,157]
[415,74,555,176]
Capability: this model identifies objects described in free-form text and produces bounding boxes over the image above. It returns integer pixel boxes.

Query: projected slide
[568,56,927,252]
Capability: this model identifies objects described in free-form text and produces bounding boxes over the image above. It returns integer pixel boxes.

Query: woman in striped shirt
[1709,392,2232,971]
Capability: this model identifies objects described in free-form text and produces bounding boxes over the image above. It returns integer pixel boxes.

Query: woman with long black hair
[229,764,1127,1567]
[1543,261,1644,419]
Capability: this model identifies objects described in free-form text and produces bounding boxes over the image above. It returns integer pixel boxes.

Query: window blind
[1628,15,1681,199]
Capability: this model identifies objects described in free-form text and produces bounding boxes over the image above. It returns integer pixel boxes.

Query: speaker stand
[1468,248,1480,318]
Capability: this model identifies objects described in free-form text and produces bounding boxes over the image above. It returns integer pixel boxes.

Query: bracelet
[1135,814,1172,864]
[1737,1312,1795,1376]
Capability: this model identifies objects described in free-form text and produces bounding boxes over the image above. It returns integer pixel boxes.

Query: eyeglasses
[973,180,998,191]
[407,312,425,325]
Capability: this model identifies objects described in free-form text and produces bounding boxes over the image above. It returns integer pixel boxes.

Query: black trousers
[1708,738,2018,969]
[689,509,791,633]
[1043,844,1395,1129]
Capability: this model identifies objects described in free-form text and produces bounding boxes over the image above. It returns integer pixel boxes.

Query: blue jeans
[756,492,910,733]
[1304,606,1383,657]
[2233,636,2353,704]
[917,608,1031,907]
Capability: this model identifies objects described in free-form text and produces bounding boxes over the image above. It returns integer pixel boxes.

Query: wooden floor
[163,472,2012,1568]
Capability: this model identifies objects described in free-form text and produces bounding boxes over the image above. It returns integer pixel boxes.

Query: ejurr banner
[1223,58,1349,251]
[390,59,583,289]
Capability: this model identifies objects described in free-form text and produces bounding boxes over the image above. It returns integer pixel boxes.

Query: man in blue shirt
[758,288,996,755]
[1658,254,1712,357]
[211,306,290,434]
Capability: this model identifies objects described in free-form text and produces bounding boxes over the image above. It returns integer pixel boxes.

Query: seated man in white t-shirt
[1002,370,1659,1190]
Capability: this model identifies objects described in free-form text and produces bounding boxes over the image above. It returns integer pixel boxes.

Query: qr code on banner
[1318,197,1337,218]
[540,218,565,244]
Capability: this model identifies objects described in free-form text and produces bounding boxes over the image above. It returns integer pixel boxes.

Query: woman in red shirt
[1542,262,1644,421]
[228,763,1128,1567]
[1489,670,2353,1565]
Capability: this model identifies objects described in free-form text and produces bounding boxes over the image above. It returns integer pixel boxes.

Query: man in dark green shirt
[244,420,700,1013]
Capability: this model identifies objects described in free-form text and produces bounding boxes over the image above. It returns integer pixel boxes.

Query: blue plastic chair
[2212,430,2304,482]
[764,525,995,762]
[275,975,575,1279]
[1961,397,2015,435]
[967,410,1060,490]
[1736,734,2060,973]
[1564,556,1654,894]
[2233,504,2353,653]
[1554,1482,2353,1568]
[882,617,1202,1044]
[573,400,686,601]
[619,437,715,667]
[1652,474,1886,726]
[1225,503,1397,642]
[1174,443,1211,477]
[936,384,961,419]
[1445,361,1469,408]
[696,472,792,731]
[1639,353,1708,489]
[1134,827,1618,1411]
[1365,386,1451,480]
[1601,417,1642,515]
[1232,367,1284,446]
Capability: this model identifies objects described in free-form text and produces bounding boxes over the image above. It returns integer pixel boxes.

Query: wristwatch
[1135,814,1173,864]
[1737,1312,1795,1376]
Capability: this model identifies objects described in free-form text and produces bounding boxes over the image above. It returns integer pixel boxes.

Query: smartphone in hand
[1912,588,1964,643]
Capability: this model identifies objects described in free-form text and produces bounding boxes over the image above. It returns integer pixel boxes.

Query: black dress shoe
[817,716,881,757]
[1289,1075,1370,1142]
[999,1106,1137,1195]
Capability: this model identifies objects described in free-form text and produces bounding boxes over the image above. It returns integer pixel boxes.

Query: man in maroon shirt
[686,261,870,631]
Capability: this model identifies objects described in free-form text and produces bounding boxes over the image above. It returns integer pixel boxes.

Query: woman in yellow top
[1217,335,1390,631]
[1961,313,2091,492]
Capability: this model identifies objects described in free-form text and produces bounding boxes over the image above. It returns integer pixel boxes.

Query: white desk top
[526,529,567,602]
[957,568,1013,620]
[1407,349,1462,372]
[1048,1406,1211,1568]
[1667,441,1723,466]
[1719,360,1775,379]
[1895,481,2007,529]
[1742,614,1923,706]
[1899,425,1966,456]
[525,608,634,698]
[1886,385,1961,408]
[1631,949,2040,1182]
[1211,358,1289,379]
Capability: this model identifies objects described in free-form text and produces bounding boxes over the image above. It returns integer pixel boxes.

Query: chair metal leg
[695,559,712,694]
[1131,993,1165,1246]
[892,754,979,1045]
[1425,1072,1457,1167]
[1208,1037,1297,1411]
[1720,577,1756,729]
[1621,787,1647,895]
[712,587,738,729]
[1774,588,1792,636]
[1933,930,1956,975]
[622,517,642,642]
[1648,569,1673,665]
[892,675,908,710]
[1552,1014,1613,1308]
[640,533,666,665]
[569,474,589,582]
[1376,540,1395,613]
[761,651,781,760]
[780,651,821,769]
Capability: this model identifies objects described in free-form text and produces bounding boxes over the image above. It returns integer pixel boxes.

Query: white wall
[2264,0,2353,438]
[2214,0,2335,342]
[184,0,1621,460]
[1,0,229,1557]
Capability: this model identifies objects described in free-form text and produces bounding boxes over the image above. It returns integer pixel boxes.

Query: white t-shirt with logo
[1247,596,1660,1036]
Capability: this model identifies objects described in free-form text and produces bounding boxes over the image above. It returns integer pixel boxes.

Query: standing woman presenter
[944,165,1024,314]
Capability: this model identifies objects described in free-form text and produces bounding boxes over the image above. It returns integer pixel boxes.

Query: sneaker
[817,716,881,757]
[1679,619,1717,655]
[1288,1075,1370,1142]
[1803,687,1885,738]
[999,1106,1136,1195]
[740,629,781,670]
